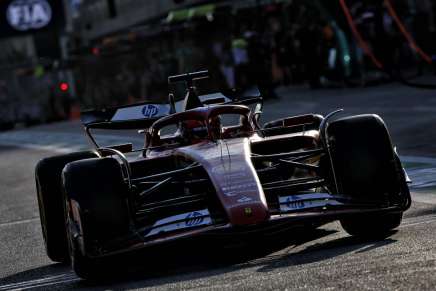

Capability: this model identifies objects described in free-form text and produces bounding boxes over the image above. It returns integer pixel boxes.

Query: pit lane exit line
[0,273,80,291]
[401,156,436,165]
[0,218,39,228]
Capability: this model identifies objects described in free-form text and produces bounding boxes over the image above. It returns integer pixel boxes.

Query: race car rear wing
[81,70,263,131]
[81,102,173,130]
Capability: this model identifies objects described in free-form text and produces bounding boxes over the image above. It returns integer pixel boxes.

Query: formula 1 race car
[35,71,411,279]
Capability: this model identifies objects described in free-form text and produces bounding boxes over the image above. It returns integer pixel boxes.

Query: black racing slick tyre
[327,114,408,237]
[340,212,403,238]
[62,157,130,279]
[35,151,98,263]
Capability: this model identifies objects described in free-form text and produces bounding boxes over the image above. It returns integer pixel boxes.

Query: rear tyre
[62,157,130,279]
[327,114,408,237]
[35,151,97,263]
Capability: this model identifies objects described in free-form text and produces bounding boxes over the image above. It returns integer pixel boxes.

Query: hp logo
[185,212,204,227]
[142,105,159,118]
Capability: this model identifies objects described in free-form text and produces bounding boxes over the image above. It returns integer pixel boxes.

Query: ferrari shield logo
[244,207,253,217]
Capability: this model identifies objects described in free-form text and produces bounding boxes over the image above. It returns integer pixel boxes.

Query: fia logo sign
[7,0,52,31]
[142,105,159,118]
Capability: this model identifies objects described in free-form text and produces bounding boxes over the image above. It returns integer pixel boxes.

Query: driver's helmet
[179,120,209,143]
[209,115,222,140]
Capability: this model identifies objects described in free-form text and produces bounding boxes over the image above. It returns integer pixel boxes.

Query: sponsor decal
[211,163,247,174]
[285,198,306,210]
[222,182,258,197]
[142,104,159,118]
[111,104,169,121]
[185,211,204,227]
[278,193,343,212]
[7,0,52,31]
[237,196,253,203]
[145,209,211,238]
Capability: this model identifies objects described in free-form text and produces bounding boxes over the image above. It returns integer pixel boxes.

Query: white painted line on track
[0,141,79,154]
[401,220,436,229]
[401,155,436,165]
[0,218,39,228]
[0,273,80,291]
[0,131,145,153]
[411,192,436,205]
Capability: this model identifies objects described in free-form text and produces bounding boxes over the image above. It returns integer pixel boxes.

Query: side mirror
[254,102,263,116]
[251,102,263,130]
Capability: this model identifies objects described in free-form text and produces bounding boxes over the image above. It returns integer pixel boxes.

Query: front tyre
[340,212,402,238]
[327,114,409,237]
[35,151,97,263]
[65,208,101,280]
[62,157,130,279]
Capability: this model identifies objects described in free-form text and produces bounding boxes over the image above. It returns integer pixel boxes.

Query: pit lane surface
[2,81,436,290]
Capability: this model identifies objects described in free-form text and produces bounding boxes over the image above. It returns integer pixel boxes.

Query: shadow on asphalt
[0,145,21,152]
[254,233,396,273]
[403,203,436,218]
[0,227,397,290]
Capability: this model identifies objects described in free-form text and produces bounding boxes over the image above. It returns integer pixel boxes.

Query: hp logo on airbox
[142,105,159,118]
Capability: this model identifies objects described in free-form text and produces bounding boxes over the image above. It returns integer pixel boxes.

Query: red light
[92,47,100,56]
[59,82,69,92]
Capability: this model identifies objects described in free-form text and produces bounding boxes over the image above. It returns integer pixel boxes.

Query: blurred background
[0,0,435,130]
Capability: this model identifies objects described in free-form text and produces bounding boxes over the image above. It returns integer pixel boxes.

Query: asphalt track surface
[2,81,436,290]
